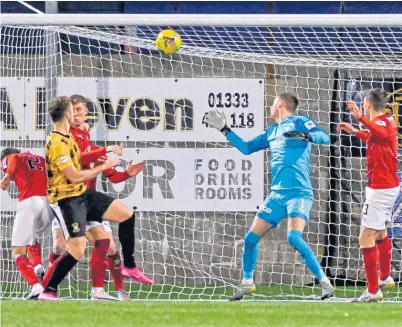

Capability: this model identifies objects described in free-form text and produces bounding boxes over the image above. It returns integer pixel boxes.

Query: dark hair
[48,96,71,122]
[365,88,388,111]
[70,94,87,106]
[1,148,20,161]
[277,92,299,112]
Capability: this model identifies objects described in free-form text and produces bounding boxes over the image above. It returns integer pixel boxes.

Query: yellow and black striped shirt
[45,131,87,203]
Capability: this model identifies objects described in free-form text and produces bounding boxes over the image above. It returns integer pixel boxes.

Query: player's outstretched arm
[283,118,330,144]
[204,109,269,155]
[62,157,120,184]
[304,127,330,144]
[81,145,124,166]
[337,122,371,143]
[104,161,145,184]
[346,100,388,140]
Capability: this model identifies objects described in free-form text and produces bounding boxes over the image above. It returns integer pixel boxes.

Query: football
[155,29,182,55]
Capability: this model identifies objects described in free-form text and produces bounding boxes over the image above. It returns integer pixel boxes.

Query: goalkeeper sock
[287,230,324,281]
[107,251,124,291]
[376,237,392,280]
[15,255,40,286]
[27,241,42,267]
[118,213,136,269]
[242,231,261,281]
[43,252,78,293]
[91,239,110,288]
[361,247,379,294]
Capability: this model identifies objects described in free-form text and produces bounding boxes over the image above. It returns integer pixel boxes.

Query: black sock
[44,252,78,293]
[118,212,136,268]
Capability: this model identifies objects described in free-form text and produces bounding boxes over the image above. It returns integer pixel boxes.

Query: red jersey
[1,153,47,201]
[70,126,130,189]
[356,114,399,189]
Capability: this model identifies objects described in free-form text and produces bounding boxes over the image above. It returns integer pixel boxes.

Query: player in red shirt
[1,148,54,299]
[337,88,400,302]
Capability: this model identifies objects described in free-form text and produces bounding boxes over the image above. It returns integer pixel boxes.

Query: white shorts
[86,220,112,233]
[361,186,400,230]
[12,196,54,247]
[51,218,112,234]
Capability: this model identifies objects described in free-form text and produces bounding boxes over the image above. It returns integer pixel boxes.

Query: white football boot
[34,265,45,283]
[352,289,383,303]
[116,290,131,302]
[379,276,396,291]
[90,288,119,301]
[229,280,256,301]
[319,278,334,300]
[26,283,44,300]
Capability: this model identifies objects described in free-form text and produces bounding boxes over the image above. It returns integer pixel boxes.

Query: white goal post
[1,14,402,301]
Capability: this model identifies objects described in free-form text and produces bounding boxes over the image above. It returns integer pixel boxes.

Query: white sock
[319,276,330,283]
[242,278,254,285]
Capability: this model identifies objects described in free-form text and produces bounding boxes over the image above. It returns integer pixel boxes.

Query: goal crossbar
[2,13,402,26]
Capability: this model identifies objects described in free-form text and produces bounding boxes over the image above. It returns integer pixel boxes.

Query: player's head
[363,88,388,116]
[48,96,74,127]
[271,93,298,120]
[1,148,20,161]
[70,94,88,128]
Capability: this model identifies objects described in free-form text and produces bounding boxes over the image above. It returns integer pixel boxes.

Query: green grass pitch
[2,301,402,327]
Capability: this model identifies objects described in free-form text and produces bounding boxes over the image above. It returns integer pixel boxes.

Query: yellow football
[155,29,182,55]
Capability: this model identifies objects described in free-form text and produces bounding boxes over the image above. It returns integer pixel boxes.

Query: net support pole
[45,1,58,136]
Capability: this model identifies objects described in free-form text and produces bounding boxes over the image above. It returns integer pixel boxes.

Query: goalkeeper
[205,93,333,301]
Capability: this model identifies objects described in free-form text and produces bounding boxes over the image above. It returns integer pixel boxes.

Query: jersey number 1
[27,157,43,171]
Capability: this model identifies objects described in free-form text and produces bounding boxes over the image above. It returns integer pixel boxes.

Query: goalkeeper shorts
[256,190,313,228]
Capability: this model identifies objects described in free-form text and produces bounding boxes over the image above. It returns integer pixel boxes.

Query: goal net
[1,14,402,301]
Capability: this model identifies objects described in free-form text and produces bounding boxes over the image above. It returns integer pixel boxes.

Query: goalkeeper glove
[204,109,231,135]
[283,131,312,142]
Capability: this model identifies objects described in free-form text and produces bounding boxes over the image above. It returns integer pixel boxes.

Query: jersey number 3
[27,157,43,171]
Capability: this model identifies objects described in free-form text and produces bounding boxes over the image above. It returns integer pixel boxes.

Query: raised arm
[226,130,269,155]
[204,109,269,155]
[359,116,389,140]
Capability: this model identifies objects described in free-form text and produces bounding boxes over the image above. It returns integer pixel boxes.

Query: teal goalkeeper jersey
[226,115,330,194]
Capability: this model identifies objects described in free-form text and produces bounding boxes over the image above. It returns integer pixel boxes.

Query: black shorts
[57,189,115,238]
[84,188,115,223]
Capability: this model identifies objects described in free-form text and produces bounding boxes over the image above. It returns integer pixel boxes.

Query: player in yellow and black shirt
[46,130,86,204]
[40,96,135,300]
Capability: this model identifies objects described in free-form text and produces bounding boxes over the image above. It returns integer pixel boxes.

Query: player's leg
[103,221,129,301]
[86,223,118,301]
[40,196,88,300]
[11,197,44,299]
[354,187,399,302]
[27,197,54,281]
[355,226,383,302]
[229,192,284,301]
[27,241,45,281]
[49,219,68,265]
[87,190,153,284]
[285,193,334,299]
[376,230,395,290]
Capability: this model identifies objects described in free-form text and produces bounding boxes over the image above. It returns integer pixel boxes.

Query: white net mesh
[1,21,402,301]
